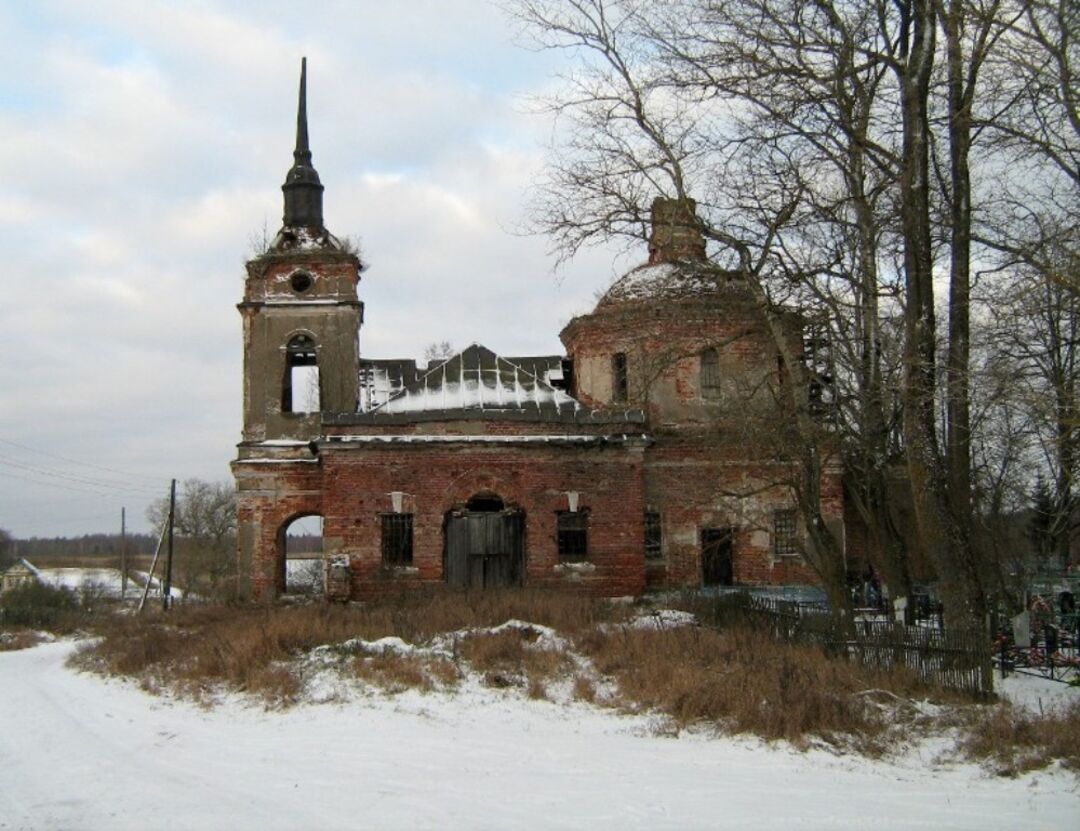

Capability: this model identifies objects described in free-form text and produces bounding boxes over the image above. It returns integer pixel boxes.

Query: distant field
[22,553,156,571]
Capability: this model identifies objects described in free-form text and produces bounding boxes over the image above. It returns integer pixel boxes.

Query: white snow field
[33,568,182,601]
[1,641,1078,831]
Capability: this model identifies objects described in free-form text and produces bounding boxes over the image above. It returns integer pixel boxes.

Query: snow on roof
[359,359,421,412]
[373,344,581,416]
[268,224,347,253]
[597,261,742,307]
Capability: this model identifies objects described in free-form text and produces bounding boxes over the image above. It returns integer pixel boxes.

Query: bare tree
[968,0,1080,581]
[985,260,1080,570]
[507,0,1077,625]
[424,340,455,366]
[0,527,14,570]
[508,0,897,613]
[148,479,237,599]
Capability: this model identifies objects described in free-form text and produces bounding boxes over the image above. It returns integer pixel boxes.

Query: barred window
[612,352,628,403]
[381,513,414,566]
[557,510,589,562]
[700,347,721,400]
[645,511,662,560]
[773,509,799,557]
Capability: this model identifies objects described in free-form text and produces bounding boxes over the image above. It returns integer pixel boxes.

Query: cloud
[0,1,636,537]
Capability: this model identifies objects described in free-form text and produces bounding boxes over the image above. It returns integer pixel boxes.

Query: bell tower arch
[238,58,362,441]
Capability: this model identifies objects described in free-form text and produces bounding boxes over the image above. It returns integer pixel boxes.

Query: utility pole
[138,513,168,613]
[163,479,176,611]
[120,507,127,600]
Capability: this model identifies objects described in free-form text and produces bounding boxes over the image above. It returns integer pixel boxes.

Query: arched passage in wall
[444,492,524,589]
[278,513,324,595]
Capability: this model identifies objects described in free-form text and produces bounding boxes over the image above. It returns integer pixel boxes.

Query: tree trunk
[941,0,973,528]
[897,0,985,627]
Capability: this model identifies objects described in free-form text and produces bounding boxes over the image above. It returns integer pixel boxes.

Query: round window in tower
[290,271,314,294]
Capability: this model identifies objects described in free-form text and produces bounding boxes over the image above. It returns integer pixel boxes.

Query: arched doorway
[444,493,524,589]
[278,514,324,595]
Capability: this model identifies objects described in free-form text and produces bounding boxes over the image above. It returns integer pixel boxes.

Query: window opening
[700,347,721,400]
[773,509,799,557]
[282,515,323,595]
[282,334,319,414]
[381,514,414,566]
[557,510,589,562]
[290,271,313,293]
[702,526,734,586]
[612,352,628,402]
[645,511,662,560]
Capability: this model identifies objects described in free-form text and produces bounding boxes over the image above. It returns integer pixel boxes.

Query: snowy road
[1,640,1077,830]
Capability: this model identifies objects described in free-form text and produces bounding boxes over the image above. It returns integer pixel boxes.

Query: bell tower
[238,58,362,442]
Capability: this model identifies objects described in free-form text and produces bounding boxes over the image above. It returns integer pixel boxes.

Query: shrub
[0,582,82,630]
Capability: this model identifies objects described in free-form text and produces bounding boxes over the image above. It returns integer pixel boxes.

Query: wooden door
[445,511,524,589]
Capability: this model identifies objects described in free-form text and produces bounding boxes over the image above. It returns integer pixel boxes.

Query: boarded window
[612,352,628,402]
[645,511,662,560]
[773,509,799,557]
[557,511,589,562]
[381,513,414,566]
[700,347,721,400]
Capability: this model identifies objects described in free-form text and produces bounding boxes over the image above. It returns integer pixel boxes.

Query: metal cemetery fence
[705,593,993,698]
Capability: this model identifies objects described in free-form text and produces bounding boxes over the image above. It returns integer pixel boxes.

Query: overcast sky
[0,0,640,538]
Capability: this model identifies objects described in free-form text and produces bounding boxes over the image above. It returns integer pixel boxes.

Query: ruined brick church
[233,62,843,600]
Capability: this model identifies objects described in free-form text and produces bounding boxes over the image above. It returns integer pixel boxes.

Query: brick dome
[596,261,722,308]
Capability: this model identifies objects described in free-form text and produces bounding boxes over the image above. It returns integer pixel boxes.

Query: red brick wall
[236,441,647,600]
[561,294,799,428]
[234,462,323,598]
[559,286,837,592]
[642,441,824,589]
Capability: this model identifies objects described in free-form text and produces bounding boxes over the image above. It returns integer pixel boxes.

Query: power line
[0,460,163,498]
[0,451,164,496]
[0,437,164,484]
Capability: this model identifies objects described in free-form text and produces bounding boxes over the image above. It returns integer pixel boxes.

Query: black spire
[281,57,324,228]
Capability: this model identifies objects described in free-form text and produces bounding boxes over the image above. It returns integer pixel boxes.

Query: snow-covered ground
[1,639,1078,831]
[34,567,181,601]
[997,671,1080,714]
[36,567,129,597]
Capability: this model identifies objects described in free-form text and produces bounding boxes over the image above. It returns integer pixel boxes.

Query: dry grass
[576,624,944,750]
[527,677,549,700]
[961,700,1080,776]
[65,593,1080,773]
[0,630,48,651]
[352,652,459,694]
[72,591,612,704]
[572,675,597,703]
[457,628,572,691]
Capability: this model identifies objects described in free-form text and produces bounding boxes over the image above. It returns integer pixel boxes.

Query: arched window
[700,347,721,400]
[282,334,320,414]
